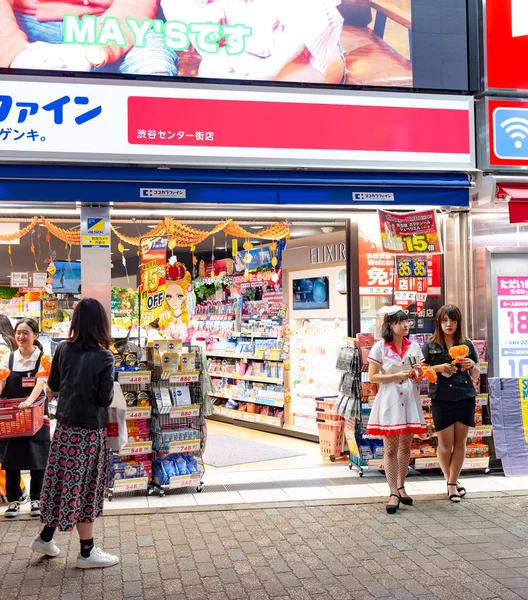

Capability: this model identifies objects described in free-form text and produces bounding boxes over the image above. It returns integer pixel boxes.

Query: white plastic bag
[106,382,128,451]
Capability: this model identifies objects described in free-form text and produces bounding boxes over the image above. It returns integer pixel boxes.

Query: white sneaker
[30,536,60,557]
[30,501,41,518]
[76,547,120,569]
[4,502,20,518]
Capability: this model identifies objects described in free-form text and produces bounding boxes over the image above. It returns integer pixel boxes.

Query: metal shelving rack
[150,345,206,496]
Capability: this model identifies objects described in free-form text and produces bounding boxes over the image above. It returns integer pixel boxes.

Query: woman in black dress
[0,318,50,518]
[30,298,118,569]
[422,305,481,502]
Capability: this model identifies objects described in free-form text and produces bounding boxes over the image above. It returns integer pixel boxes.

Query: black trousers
[5,469,44,502]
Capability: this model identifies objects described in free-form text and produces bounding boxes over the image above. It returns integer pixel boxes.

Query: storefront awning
[496,185,528,223]
[0,165,471,208]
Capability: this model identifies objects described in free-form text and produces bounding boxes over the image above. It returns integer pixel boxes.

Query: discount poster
[394,255,428,312]
[378,209,443,255]
[140,238,168,326]
[496,276,528,378]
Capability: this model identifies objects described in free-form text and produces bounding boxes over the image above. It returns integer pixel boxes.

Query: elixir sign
[309,243,346,265]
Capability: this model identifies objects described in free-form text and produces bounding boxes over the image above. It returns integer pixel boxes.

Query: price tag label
[169,439,200,454]
[475,394,489,407]
[118,371,151,385]
[119,441,152,456]
[468,426,493,438]
[368,459,384,470]
[113,477,149,492]
[415,458,440,469]
[169,372,200,384]
[169,474,200,489]
[170,405,200,419]
[463,457,489,470]
[126,407,152,419]
[254,349,266,360]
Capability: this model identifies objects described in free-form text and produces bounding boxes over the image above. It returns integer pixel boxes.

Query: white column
[80,205,111,317]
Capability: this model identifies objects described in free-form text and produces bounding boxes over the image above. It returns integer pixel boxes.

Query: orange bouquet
[35,355,52,379]
[418,364,438,384]
[0,368,11,381]
[449,345,469,371]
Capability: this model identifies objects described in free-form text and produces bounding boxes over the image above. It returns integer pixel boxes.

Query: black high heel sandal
[456,481,467,498]
[398,486,413,506]
[386,494,401,514]
[447,482,461,503]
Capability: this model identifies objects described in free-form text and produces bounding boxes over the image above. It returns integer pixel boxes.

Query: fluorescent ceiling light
[0,208,80,215]
[250,225,264,230]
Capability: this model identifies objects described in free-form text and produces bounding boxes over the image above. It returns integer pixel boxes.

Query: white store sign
[0,76,474,170]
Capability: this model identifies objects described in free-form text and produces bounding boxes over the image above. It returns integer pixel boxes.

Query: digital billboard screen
[0,0,470,91]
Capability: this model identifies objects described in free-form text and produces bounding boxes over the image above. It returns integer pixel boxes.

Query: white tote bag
[106,382,128,451]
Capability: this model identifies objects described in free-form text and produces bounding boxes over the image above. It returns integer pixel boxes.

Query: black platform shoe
[398,486,413,506]
[386,494,401,514]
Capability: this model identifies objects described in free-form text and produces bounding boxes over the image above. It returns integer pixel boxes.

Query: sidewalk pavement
[1,492,528,600]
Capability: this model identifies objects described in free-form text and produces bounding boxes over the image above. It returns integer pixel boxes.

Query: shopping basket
[317,418,345,462]
[0,398,45,439]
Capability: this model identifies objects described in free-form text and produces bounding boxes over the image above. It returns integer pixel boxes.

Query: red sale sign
[485,0,528,90]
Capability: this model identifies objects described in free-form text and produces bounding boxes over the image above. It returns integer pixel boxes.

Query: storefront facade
[0,2,489,494]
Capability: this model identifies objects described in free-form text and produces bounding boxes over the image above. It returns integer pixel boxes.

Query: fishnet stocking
[383,434,413,495]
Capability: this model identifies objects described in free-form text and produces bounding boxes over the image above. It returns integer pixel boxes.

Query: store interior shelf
[206,351,283,362]
[212,406,283,428]
[208,372,283,385]
[209,392,284,408]
[232,332,281,339]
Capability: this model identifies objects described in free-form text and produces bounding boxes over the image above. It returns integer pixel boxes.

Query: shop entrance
[0,167,480,508]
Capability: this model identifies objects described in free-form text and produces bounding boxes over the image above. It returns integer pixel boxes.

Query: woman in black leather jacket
[29,298,120,570]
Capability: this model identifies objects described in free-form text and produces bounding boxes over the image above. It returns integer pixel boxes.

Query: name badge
[22,377,36,388]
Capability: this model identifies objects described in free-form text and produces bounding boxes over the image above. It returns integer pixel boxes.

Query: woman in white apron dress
[366,307,427,514]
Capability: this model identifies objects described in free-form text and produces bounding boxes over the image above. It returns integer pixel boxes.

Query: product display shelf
[149,345,206,496]
[107,377,153,502]
[288,320,346,435]
[208,372,282,385]
[206,351,283,362]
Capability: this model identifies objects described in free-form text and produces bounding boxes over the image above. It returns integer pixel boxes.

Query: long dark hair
[381,310,409,343]
[0,315,15,351]
[14,318,44,351]
[68,298,112,350]
[430,304,465,346]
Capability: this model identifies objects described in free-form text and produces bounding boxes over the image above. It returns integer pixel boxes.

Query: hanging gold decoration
[0,217,38,242]
[110,218,290,247]
[40,217,80,245]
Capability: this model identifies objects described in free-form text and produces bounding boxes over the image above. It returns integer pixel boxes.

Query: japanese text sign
[359,218,440,298]
[0,78,473,170]
[378,209,442,255]
[140,238,167,326]
[0,6,469,92]
[497,277,528,378]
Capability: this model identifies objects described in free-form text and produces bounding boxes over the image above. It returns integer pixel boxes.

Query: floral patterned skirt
[40,423,107,532]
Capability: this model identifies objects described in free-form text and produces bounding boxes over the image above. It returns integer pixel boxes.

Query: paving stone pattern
[1,495,528,600]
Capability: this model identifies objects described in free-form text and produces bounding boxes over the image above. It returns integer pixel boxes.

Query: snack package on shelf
[125,419,150,442]
[153,454,200,485]
[466,443,489,458]
[109,455,152,480]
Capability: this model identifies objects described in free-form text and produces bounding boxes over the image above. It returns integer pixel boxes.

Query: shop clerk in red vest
[0,318,49,519]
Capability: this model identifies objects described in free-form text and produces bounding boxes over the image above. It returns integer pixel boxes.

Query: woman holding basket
[0,318,50,519]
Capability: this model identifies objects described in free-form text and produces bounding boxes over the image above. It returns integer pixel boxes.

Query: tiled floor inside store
[3,420,527,515]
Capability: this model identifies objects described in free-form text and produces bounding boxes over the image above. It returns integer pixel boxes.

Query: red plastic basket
[0,398,45,439]
[317,419,345,461]
[315,400,343,422]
